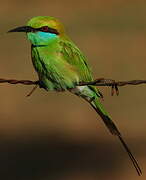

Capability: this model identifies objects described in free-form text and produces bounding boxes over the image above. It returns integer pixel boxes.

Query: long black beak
[8,26,34,33]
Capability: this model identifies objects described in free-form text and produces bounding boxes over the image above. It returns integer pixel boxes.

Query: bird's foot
[94,78,119,96]
[104,79,119,96]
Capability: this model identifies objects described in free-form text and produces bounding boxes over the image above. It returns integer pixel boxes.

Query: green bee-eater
[8,16,141,175]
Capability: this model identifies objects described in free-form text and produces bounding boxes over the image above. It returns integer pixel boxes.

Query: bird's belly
[39,77,66,91]
[36,63,77,91]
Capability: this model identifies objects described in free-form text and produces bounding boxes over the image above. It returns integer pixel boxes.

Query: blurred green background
[0,0,146,179]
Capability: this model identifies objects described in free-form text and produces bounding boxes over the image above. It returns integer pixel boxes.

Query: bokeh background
[0,0,146,179]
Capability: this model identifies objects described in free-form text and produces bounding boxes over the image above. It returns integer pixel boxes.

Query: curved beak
[8,26,34,33]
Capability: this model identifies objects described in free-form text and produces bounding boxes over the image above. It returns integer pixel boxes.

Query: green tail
[91,97,121,136]
[70,85,141,175]
[90,97,142,176]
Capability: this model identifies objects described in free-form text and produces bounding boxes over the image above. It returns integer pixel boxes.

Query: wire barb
[26,84,39,97]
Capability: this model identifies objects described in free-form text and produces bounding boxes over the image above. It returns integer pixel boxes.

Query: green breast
[31,45,79,91]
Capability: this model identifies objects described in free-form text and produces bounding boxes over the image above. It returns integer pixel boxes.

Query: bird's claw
[103,79,119,96]
[111,83,119,96]
[95,78,119,96]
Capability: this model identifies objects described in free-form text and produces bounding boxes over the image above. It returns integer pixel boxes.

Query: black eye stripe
[36,26,59,35]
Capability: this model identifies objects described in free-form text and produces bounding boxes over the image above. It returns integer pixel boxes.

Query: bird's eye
[39,26,59,35]
[41,26,49,32]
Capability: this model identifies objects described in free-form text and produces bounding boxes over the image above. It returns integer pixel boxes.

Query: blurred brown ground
[0,0,146,179]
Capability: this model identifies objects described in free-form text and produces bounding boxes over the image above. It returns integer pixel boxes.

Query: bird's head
[8,16,66,46]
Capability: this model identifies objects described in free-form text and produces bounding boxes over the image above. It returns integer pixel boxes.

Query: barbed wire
[79,78,146,96]
[0,78,38,85]
[0,78,146,96]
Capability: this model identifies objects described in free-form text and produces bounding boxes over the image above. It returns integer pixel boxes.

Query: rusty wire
[1,78,146,86]
[0,78,146,96]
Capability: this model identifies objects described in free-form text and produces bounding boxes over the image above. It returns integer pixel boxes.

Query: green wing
[60,40,93,82]
[60,39,103,97]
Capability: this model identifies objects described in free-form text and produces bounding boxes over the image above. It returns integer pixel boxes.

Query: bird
[8,16,142,175]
